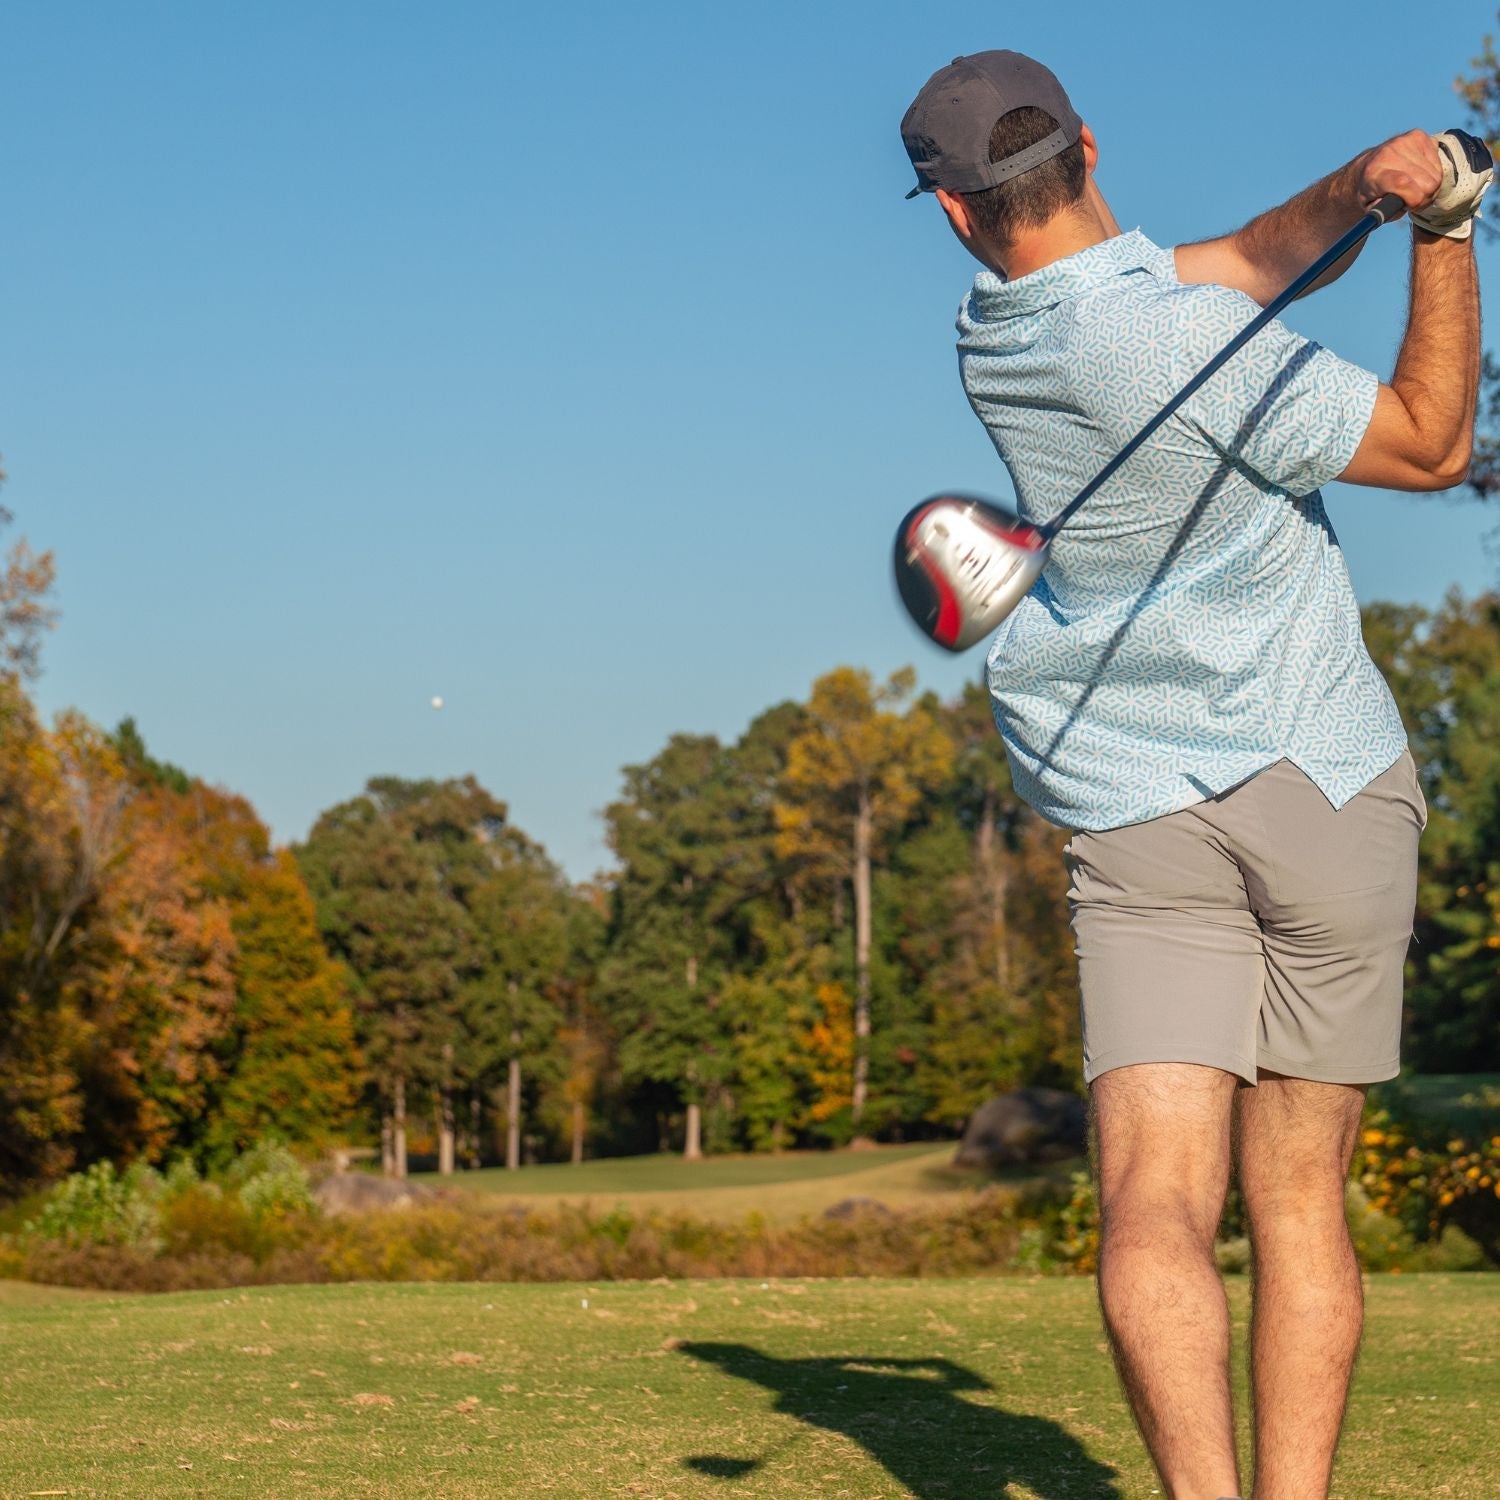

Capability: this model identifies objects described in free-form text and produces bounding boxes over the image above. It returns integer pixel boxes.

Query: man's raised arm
[1338,225,1481,492]
[1175,131,1444,305]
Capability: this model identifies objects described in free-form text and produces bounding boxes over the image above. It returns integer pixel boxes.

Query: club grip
[1368,192,1406,225]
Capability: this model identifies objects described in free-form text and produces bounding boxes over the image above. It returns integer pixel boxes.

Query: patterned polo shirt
[957,229,1408,831]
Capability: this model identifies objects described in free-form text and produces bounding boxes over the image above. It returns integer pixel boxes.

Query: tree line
[3,495,1500,1189]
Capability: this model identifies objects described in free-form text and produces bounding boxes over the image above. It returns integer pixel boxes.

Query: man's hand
[1352,130,1445,220]
[1409,130,1493,240]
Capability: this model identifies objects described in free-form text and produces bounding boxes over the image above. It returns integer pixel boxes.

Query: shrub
[224,1141,315,1219]
[1345,1181,1418,1272]
[12,1144,320,1274]
[23,1161,164,1251]
[1354,1106,1499,1257]
[5,1116,1495,1293]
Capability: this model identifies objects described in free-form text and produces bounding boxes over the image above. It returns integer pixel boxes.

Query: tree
[1365,593,1500,1068]
[775,667,953,1137]
[103,734,365,1160]
[0,688,118,1187]
[0,481,58,683]
[602,736,738,1159]
[83,779,238,1160]
[463,827,571,1170]
[204,848,363,1160]
[1456,30,1500,498]
[298,780,486,1176]
[599,707,806,1158]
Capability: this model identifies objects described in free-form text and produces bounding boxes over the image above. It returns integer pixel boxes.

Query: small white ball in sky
[430,695,444,711]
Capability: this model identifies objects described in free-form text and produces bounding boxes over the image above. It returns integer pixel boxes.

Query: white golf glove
[1411,129,1493,240]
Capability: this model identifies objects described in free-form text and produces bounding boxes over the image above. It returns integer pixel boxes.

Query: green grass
[410,1141,1038,1224]
[1370,1073,1500,1141]
[0,1276,1492,1498]
[423,1142,951,1196]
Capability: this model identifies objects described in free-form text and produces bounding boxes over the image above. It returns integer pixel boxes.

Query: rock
[313,1172,437,1215]
[822,1196,895,1221]
[954,1088,1087,1171]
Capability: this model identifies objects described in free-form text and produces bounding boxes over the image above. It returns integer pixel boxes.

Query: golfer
[900,52,1484,1500]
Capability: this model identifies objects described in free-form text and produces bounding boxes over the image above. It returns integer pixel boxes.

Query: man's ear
[1080,123,1098,176]
[935,187,975,240]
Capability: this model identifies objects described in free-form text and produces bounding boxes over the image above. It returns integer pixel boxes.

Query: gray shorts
[1064,753,1425,1087]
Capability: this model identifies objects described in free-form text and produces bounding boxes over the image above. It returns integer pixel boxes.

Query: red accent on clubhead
[968,508,1047,552]
[903,503,964,646]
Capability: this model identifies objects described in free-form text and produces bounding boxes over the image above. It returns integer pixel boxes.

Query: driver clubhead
[893,494,1049,652]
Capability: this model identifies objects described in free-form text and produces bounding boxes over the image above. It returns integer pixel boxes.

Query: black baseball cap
[901,50,1082,200]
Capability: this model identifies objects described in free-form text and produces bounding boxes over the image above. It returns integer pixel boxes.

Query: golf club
[894,190,1409,652]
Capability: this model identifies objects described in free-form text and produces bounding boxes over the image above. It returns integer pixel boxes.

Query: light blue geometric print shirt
[958,230,1408,831]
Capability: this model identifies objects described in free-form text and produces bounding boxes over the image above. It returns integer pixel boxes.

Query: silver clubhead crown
[893,495,1049,651]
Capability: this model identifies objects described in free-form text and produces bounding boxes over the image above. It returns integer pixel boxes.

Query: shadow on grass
[677,1342,1120,1498]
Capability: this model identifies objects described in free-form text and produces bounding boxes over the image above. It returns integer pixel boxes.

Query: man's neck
[997,184,1121,280]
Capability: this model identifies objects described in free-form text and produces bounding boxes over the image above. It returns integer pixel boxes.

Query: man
[899,51,1485,1500]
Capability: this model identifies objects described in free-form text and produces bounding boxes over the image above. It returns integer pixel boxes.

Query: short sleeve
[1170,284,1378,497]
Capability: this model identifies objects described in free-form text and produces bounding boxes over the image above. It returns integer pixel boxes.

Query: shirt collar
[967,229,1163,320]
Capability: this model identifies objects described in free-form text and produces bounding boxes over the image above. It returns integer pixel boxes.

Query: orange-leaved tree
[0,692,121,1186]
[83,778,238,1160]
[775,666,952,1137]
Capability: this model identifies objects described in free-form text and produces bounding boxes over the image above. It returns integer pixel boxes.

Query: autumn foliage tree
[62,731,363,1166]
[0,691,115,1187]
[82,779,238,1160]
[0,492,362,1185]
[775,667,952,1136]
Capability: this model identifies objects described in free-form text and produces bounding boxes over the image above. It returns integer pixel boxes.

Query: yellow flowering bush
[1355,1106,1500,1247]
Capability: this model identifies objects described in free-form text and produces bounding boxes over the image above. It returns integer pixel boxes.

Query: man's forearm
[1223,159,1369,300]
[1392,232,1481,483]
[1175,131,1443,305]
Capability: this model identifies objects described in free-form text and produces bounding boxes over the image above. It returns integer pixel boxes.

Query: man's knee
[1237,1074,1364,1226]
[1100,1176,1225,1254]
[1092,1063,1238,1249]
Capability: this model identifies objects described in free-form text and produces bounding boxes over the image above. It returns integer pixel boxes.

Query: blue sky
[4,1,1496,879]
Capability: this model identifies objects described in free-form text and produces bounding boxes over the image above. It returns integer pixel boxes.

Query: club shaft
[1040,194,1405,539]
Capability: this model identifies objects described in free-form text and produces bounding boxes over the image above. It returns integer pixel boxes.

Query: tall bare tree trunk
[469,1088,482,1170]
[571,1100,586,1164]
[438,1043,456,1176]
[506,1028,522,1171]
[851,788,873,1138]
[381,1113,396,1178]
[977,787,1010,989]
[392,1073,408,1180]
[683,950,702,1160]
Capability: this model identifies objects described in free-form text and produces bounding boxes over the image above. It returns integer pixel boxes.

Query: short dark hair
[959,106,1086,248]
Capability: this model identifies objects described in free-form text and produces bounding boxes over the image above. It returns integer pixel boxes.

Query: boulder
[954,1088,1087,1171]
[313,1172,437,1215]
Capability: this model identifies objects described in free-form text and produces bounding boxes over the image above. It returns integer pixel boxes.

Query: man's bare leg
[1236,1073,1366,1500]
[1093,1062,1242,1500]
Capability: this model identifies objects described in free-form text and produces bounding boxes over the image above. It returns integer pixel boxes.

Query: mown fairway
[415,1142,1055,1224]
[432,1142,954,1197]
[0,1275,1493,1498]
